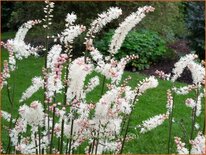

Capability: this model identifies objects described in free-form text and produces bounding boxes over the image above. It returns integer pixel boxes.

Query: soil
[140,59,193,84]
[139,40,193,84]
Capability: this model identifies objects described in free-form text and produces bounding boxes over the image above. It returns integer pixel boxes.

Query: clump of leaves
[95,29,167,70]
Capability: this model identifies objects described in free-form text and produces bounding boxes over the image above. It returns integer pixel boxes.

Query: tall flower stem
[5,85,14,154]
[60,52,70,153]
[167,86,175,154]
[179,119,189,146]
[189,88,199,153]
[38,126,41,154]
[65,139,69,154]
[49,106,56,153]
[59,119,65,154]
[203,117,205,134]
[88,142,92,154]
[119,94,138,154]
[58,137,61,151]
[94,126,100,155]
[167,101,175,154]
[91,138,96,154]
[68,118,74,154]
[6,75,15,154]
[100,75,106,96]
[120,115,127,135]
[43,11,49,110]
[42,6,50,153]
[35,133,38,154]
[119,112,132,154]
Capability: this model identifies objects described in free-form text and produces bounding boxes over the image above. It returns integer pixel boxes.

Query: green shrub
[95,29,167,70]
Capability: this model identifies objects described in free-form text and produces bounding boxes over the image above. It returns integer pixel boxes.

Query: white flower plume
[87,7,122,36]
[109,6,155,54]
[20,76,44,102]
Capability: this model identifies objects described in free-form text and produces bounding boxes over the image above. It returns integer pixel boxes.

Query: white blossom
[20,76,44,102]
[138,113,168,133]
[8,51,16,71]
[172,85,195,95]
[10,118,27,146]
[187,61,205,84]
[171,54,198,82]
[46,74,63,99]
[87,7,122,35]
[43,0,54,29]
[66,57,94,101]
[194,123,200,130]
[1,60,10,88]
[155,70,171,80]
[109,6,155,54]
[60,25,86,46]
[96,140,120,154]
[65,12,77,26]
[46,45,64,99]
[94,87,120,118]
[117,98,132,114]
[175,132,205,154]
[19,101,44,129]
[95,58,128,84]
[196,93,203,116]
[166,89,173,113]
[1,110,11,122]
[137,76,158,94]
[16,142,36,154]
[64,118,89,148]
[47,44,62,70]
[190,132,205,154]
[85,76,100,93]
[3,20,41,60]
[174,137,189,154]
[185,98,196,109]
[90,48,103,62]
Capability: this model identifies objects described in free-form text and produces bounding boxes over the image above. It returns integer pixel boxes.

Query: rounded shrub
[95,29,167,70]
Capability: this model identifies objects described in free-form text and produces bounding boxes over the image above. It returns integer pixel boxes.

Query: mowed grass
[1,34,205,154]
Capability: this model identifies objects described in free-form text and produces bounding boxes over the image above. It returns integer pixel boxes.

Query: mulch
[140,58,193,84]
[139,40,193,84]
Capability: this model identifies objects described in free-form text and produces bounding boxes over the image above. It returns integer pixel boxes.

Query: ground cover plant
[0,1,205,154]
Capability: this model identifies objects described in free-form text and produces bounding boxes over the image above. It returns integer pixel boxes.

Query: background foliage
[95,29,167,70]
[184,2,205,59]
[2,1,188,41]
[1,1,205,68]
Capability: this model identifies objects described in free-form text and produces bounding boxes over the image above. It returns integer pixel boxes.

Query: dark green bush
[95,29,167,70]
[95,30,167,70]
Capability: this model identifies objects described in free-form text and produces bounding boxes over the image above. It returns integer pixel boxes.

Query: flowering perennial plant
[155,53,205,154]
[1,1,205,154]
[174,132,205,154]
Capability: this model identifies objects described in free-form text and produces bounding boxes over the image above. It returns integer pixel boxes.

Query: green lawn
[1,33,205,154]
[1,31,16,40]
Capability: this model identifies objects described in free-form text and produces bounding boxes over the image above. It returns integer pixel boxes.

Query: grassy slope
[1,33,205,154]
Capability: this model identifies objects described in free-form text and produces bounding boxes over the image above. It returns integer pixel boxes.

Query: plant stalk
[35,133,38,154]
[68,118,74,154]
[49,106,56,153]
[167,88,175,154]
[59,119,65,154]
[119,113,131,154]
[38,126,41,154]
[189,88,199,154]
